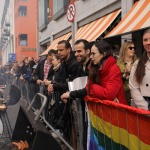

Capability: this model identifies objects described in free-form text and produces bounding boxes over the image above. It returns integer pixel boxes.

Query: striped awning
[106,0,150,38]
[40,32,71,56]
[73,9,121,42]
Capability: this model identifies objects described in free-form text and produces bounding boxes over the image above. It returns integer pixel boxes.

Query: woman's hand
[125,64,131,74]
[61,92,70,103]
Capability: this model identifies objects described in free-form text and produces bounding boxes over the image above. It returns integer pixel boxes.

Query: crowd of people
[0,28,150,149]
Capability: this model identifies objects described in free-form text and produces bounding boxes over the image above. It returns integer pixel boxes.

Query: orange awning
[40,32,71,56]
[73,9,121,42]
[106,0,150,38]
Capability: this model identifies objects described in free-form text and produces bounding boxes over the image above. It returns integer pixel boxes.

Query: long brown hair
[135,28,150,83]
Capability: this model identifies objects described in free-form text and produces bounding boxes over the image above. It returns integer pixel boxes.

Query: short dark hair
[53,54,61,60]
[48,49,57,55]
[75,39,91,51]
[58,40,72,49]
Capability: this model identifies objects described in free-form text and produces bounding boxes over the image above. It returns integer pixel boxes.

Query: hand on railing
[47,84,54,95]
[43,79,51,85]
[36,79,43,85]
[19,75,25,82]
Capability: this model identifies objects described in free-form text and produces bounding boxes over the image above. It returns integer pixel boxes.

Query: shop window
[18,6,27,16]
[19,34,28,46]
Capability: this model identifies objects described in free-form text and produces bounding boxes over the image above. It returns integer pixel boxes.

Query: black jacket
[70,59,91,98]
[52,65,68,93]
[77,59,90,77]
[20,63,29,75]
[33,59,54,81]
[61,52,80,82]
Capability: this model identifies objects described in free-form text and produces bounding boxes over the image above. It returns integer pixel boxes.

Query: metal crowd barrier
[0,76,13,143]
[4,73,150,150]
[5,74,74,150]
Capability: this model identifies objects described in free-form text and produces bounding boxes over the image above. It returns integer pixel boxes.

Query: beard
[78,56,86,64]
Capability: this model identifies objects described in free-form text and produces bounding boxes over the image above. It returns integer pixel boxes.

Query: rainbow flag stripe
[85,96,150,150]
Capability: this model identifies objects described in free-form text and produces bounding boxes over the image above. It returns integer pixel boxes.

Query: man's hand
[48,84,54,94]
[0,89,4,94]
[36,79,43,85]
[43,79,51,85]
[61,92,70,103]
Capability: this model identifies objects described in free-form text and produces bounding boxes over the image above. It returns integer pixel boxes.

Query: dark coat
[61,52,80,82]
[33,59,54,81]
[52,65,68,93]
[70,59,91,98]
[20,63,29,75]
[77,59,90,77]
[29,60,36,73]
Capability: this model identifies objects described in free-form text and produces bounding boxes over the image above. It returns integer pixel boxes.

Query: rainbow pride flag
[85,96,150,150]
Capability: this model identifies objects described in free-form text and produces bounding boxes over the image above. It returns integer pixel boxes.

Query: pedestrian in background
[33,49,57,85]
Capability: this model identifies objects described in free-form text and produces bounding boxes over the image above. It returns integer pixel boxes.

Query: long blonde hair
[118,41,137,63]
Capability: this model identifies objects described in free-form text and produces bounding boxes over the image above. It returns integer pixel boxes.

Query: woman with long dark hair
[86,40,127,104]
[129,28,150,110]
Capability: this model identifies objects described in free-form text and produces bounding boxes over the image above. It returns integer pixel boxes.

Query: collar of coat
[98,56,117,76]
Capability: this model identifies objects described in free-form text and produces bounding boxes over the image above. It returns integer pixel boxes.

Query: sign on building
[9,53,16,62]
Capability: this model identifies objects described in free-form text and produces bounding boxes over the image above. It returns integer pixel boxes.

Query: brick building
[14,0,38,60]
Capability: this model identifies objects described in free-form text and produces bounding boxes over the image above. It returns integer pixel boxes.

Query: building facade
[14,0,38,61]
[0,0,38,65]
[39,0,149,57]
[0,0,13,65]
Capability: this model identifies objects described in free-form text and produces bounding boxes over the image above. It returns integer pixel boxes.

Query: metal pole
[72,21,75,51]
[36,1,39,58]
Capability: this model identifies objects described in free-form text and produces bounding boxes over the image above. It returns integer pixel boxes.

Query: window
[39,0,49,31]
[18,6,27,16]
[53,0,70,20]
[18,0,27,1]
[53,0,64,14]
[20,34,27,46]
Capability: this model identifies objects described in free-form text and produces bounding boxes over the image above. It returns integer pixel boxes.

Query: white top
[129,59,150,110]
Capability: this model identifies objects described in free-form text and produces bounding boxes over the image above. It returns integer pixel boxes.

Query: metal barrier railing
[3,73,74,150]
[3,73,150,150]
[27,93,47,121]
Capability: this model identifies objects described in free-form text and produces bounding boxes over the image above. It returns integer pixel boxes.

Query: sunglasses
[128,46,135,50]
